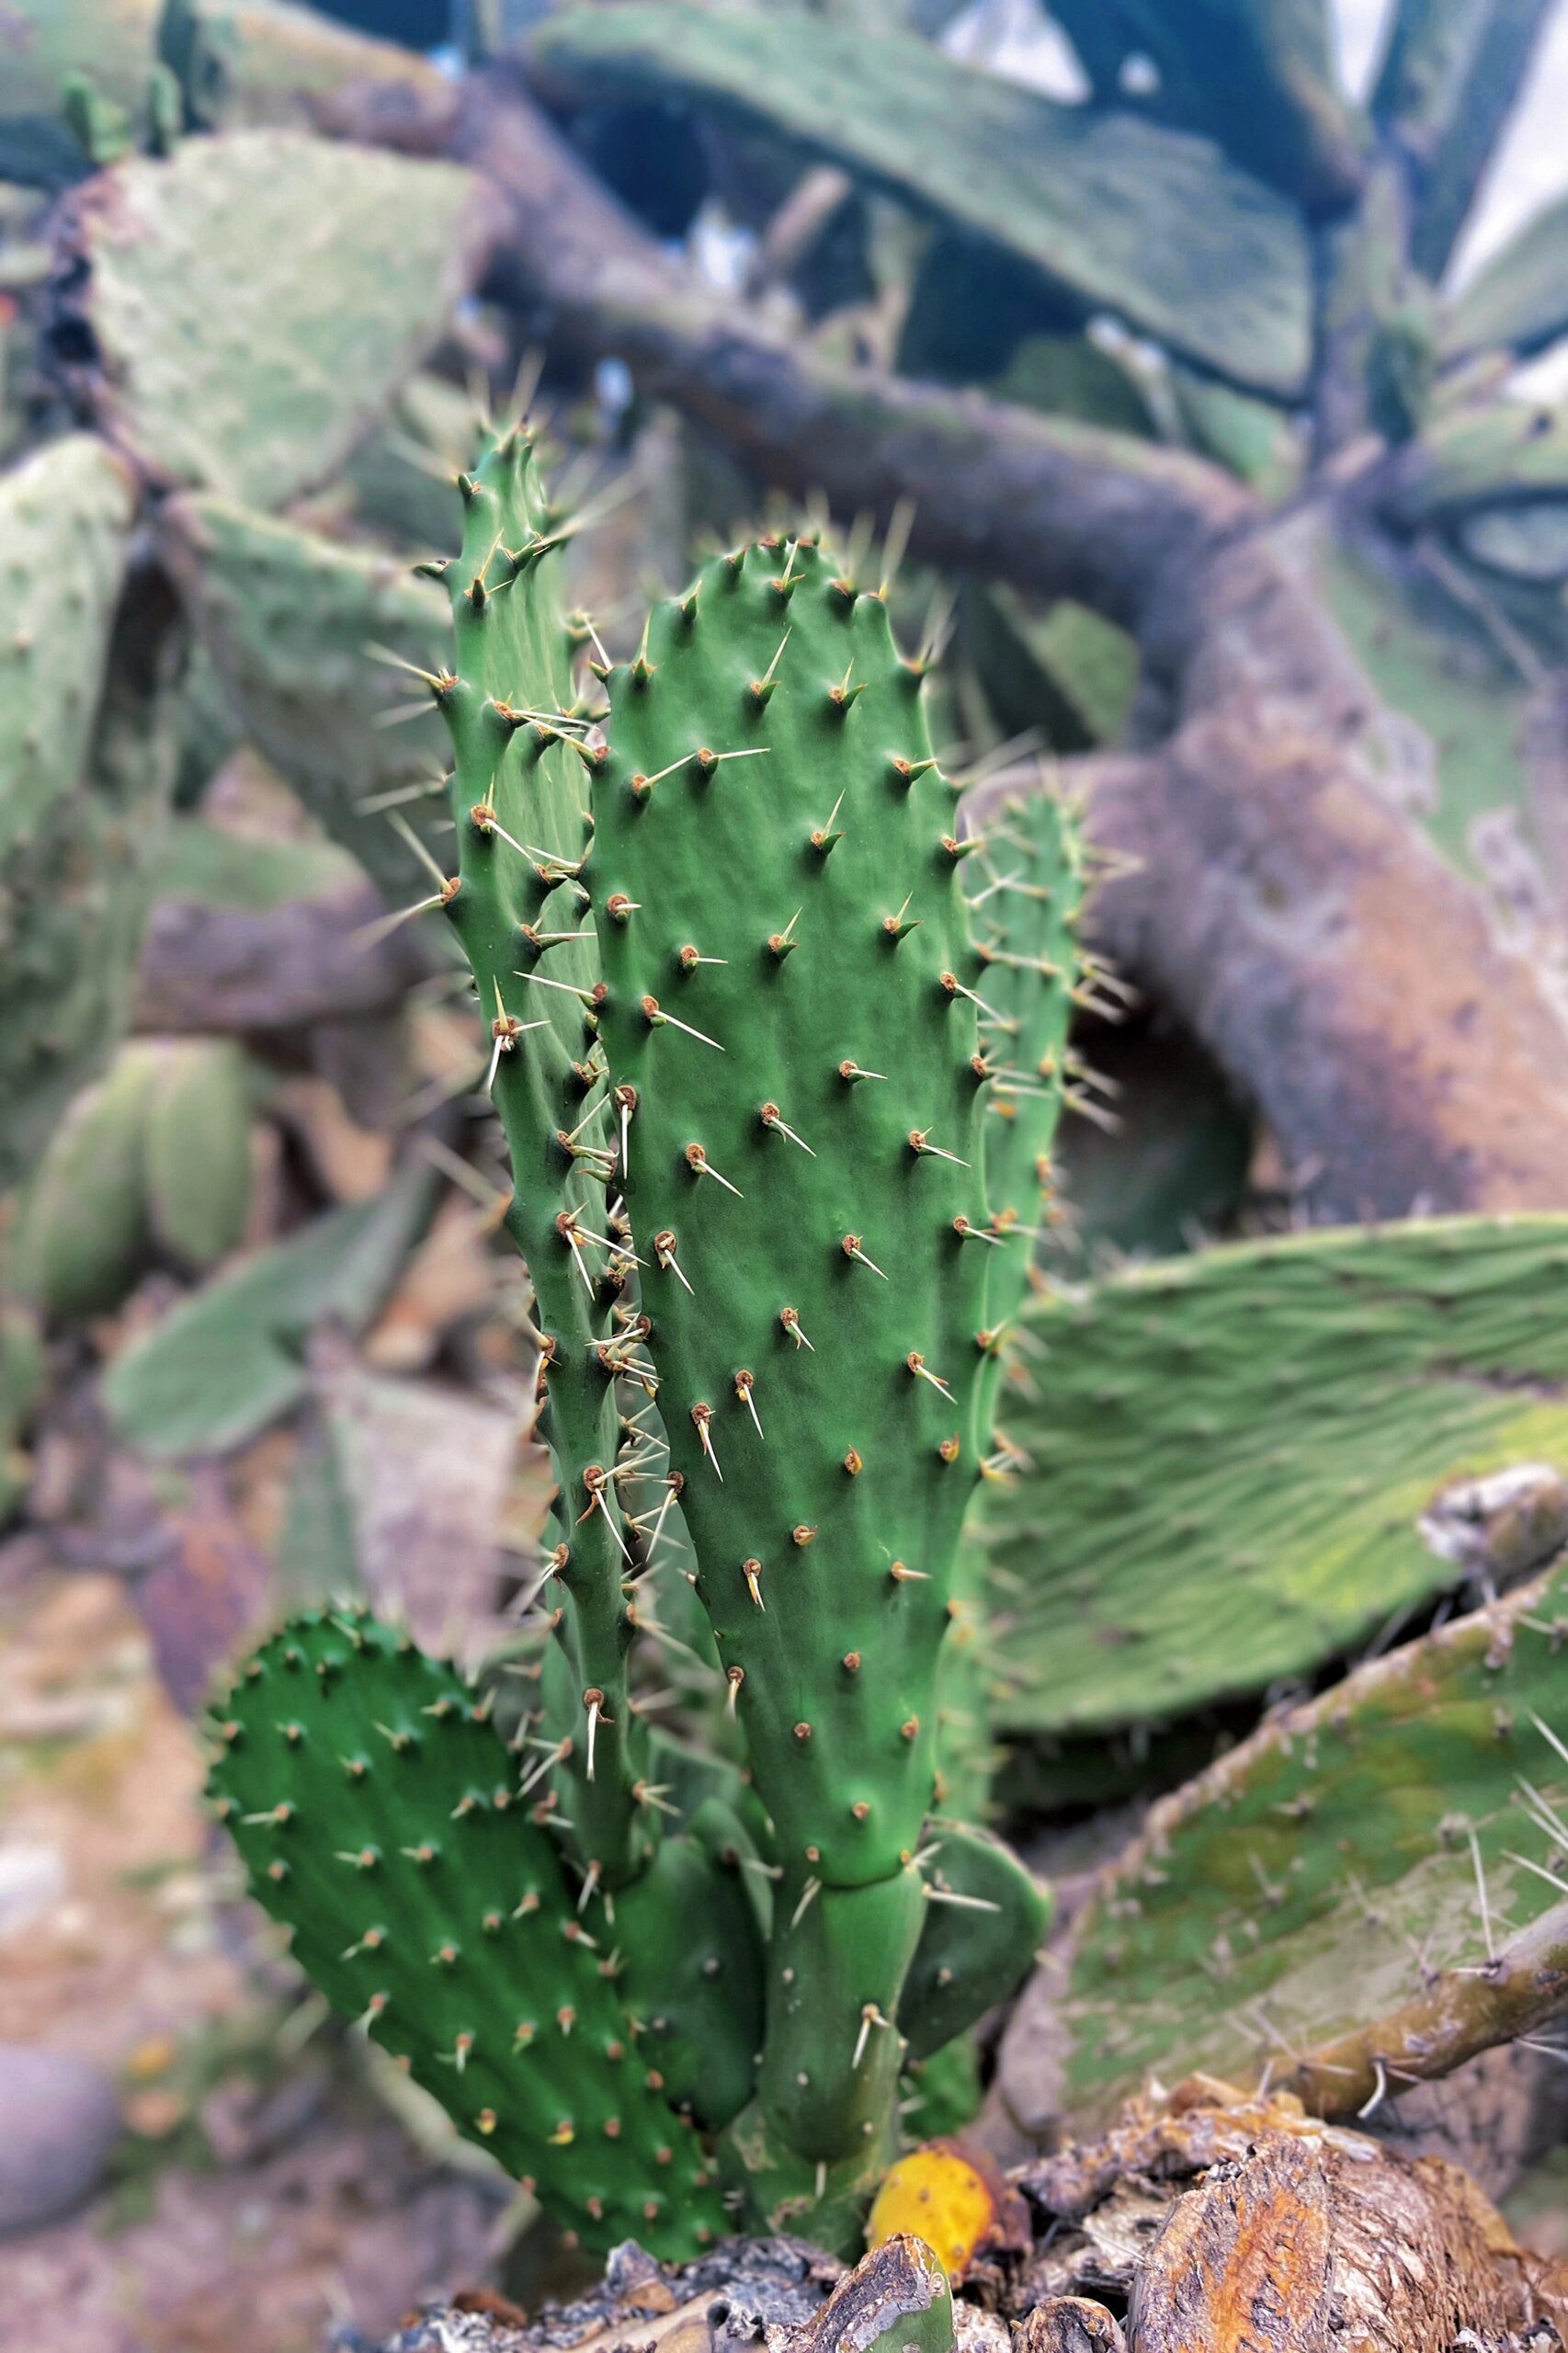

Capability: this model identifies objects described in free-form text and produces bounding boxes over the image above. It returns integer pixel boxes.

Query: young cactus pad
[207,1609,726,2254]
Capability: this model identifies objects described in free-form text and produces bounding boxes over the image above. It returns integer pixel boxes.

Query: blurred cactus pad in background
[6,0,1568,2325]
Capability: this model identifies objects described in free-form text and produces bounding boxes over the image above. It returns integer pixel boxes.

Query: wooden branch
[970,519,1568,1219]
[1278,1900,1568,2119]
[453,70,1248,635]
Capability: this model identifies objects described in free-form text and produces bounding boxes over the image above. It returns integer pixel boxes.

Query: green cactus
[52,131,489,511]
[160,495,450,903]
[429,426,657,1891]
[207,1609,727,2255]
[0,433,181,1190]
[528,6,1312,396]
[205,437,1089,2253]
[17,1037,255,1322]
[1035,1540,1568,2133]
[974,1216,1568,1754]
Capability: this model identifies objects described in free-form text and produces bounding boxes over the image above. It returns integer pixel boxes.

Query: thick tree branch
[452,71,1248,635]
[1277,1901,1568,2120]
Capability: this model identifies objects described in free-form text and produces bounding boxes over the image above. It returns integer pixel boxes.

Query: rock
[0,2046,121,2234]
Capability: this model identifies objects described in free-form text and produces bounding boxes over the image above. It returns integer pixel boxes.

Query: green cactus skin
[433,427,653,1888]
[899,1824,1049,2064]
[587,534,989,1888]
[0,434,144,1188]
[612,1804,764,2132]
[975,1216,1568,1748]
[758,1865,926,2165]
[1031,1541,1568,2135]
[160,495,450,904]
[934,786,1087,1827]
[17,1038,254,1322]
[208,1608,727,2255]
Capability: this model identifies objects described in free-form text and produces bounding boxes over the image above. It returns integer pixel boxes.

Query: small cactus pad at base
[208,1610,727,2255]
[901,1825,1050,2063]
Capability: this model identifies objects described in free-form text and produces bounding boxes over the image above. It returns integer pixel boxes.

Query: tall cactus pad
[434,429,651,1884]
[977,1217,1568,1741]
[208,1610,726,2255]
[1026,1544,1568,2132]
[587,536,990,1887]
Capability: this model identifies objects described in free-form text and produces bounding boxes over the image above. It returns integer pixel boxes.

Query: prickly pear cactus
[208,1609,727,2254]
[51,131,490,510]
[1020,1540,1568,2133]
[975,1216,1568,1747]
[429,425,660,1891]
[586,533,989,1882]
[0,434,176,1188]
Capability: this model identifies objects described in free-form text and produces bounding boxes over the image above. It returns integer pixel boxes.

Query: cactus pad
[161,495,450,903]
[51,131,491,509]
[529,6,1312,396]
[977,1217,1568,1742]
[209,1608,726,2253]
[1033,1544,1568,2131]
[587,533,990,1887]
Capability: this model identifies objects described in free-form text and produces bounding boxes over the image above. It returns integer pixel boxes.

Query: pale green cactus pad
[528,6,1312,396]
[53,131,491,509]
[1032,1543,1568,2130]
[977,1217,1568,1741]
[160,495,450,900]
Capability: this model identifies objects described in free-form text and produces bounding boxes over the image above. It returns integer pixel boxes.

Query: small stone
[0,2046,121,2234]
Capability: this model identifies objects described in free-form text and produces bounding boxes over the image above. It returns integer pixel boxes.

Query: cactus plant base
[365,2084,1568,2353]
